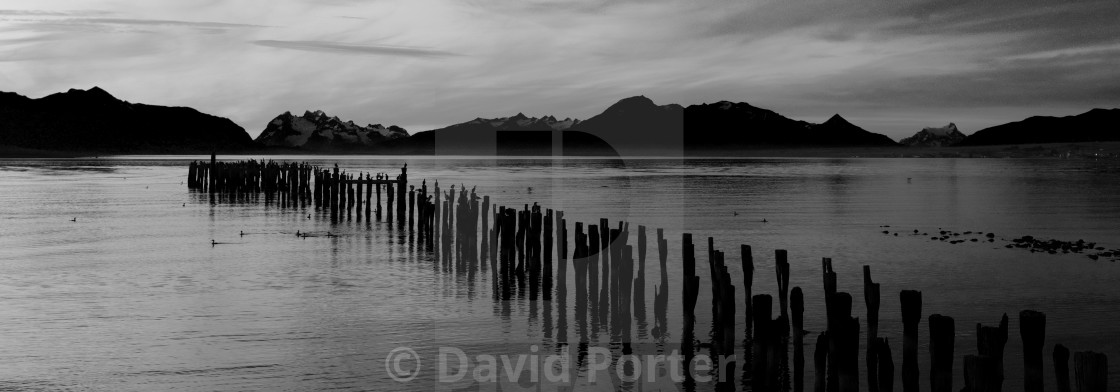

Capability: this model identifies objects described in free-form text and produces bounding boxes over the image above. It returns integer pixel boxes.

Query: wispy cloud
[0,9,111,17]
[74,17,267,29]
[253,39,460,58]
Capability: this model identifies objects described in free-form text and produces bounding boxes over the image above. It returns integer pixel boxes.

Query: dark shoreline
[4,141,1120,159]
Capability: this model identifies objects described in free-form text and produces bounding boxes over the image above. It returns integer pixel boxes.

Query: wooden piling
[1055,344,1071,392]
[865,266,882,392]
[815,333,829,392]
[792,286,805,392]
[901,290,922,392]
[975,313,1008,391]
[1020,310,1045,392]
[877,338,895,392]
[1073,351,1107,392]
[753,294,774,391]
[929,314,955,392]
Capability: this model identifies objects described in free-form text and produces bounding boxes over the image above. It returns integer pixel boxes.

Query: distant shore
[3,141,1120,159]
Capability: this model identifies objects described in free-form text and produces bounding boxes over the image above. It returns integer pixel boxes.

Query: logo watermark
[385,343,738,390]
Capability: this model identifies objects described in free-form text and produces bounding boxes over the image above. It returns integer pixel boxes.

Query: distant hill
[381,96,898,155]
[428,113,580,133]
[900,123,966,147]
[0,87,253,153]
[959,109,1120,146]
[571,96,685,155]
[255,110,408,150]
[682,100,898,152]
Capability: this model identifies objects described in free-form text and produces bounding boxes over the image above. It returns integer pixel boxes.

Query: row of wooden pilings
[412,185,1111,392]
[185,159,1109,391]
[188,155,415,226]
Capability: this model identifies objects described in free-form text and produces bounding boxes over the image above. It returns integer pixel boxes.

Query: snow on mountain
[255,110,408,149]
[900,123,966,147]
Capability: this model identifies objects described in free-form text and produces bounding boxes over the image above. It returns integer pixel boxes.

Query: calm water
[1,156,1119,391]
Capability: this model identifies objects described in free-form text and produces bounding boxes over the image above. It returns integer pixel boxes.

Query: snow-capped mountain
[429,112,580,133]
[255,110,408,149]
[900,123,966,147]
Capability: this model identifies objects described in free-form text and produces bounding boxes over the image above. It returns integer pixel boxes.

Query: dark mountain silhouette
[810,114,899,146]
[571,96,685,155]
[255,110,408,150]
[958,108,1120,146]
[683,100,898,151]
[900,123,966,147]
[0,87,253,153]
[382,96,896,156]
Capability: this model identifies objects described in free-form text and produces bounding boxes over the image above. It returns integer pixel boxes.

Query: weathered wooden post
[828,292,859,392]
[558,214,567,305]
[365,173,372,220]
[543,208,553,300]
[682,233,699,356]
[634,225,646,324]
[396,165,406,224]
[792,286,805,392]
[877,338,895,392]
[929,314,955,392]
[653,228,669,338]
[1020,310,1046,392]
[901,290,923,392]
[356,173,363,220]
[574,222,588,333]
[1055,344,1071,392]
[1073,351,1107,392]
[823,258,838,392]
[865,266,882,392]
[752,294,774,391]
[588,224,600,321]
[742,245,755,341]
[481,196,490,262]
[815,333,829,392]
[386,177,394,223]
[976,314,1008,391]
[409,185,415,230]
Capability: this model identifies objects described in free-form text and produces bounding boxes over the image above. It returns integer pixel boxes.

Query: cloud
[252,39,460,58]
[0,0,1117,139]
[74,17,267,29]
[0,9,111,17]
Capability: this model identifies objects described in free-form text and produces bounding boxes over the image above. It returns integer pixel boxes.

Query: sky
[1,0,1118,140]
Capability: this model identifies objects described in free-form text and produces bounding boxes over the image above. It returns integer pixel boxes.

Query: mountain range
[255,110,408,150]
[684,100,898,150]
[2,87,1117,155]
[0,87,253,152]
[957,109,1120,146]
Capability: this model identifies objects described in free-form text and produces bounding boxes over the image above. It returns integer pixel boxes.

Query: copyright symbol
[386,347,420,382]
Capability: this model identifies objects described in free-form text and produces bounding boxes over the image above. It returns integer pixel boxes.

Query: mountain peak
[902,123,966,147]
[615,95,655,106]
[59,86,118,102]
[825,114,849,124]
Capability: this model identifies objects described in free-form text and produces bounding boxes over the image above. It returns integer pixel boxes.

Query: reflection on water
[1,156,1119,390]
